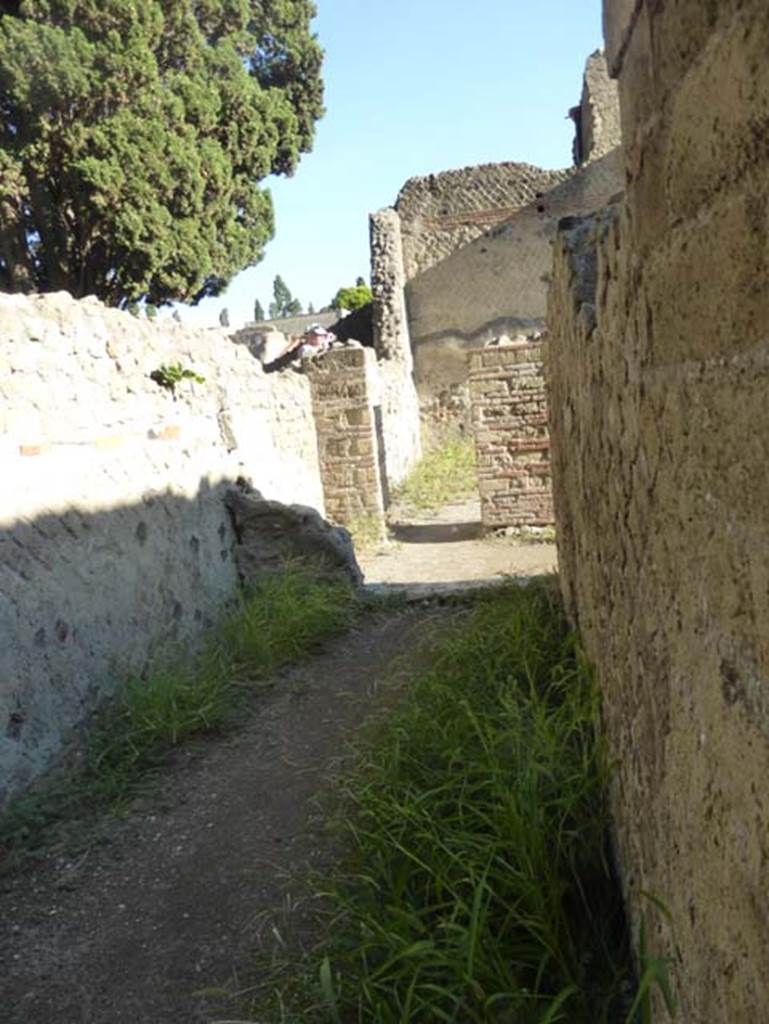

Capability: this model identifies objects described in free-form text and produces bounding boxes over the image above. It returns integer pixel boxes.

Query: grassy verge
[269,580,637,1023]
[0,562,357,867]
[392,437,476,513]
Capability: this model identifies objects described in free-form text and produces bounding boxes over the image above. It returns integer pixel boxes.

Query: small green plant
[150,362,206,392]
[624,894,677,1024]
[392,436,477,512]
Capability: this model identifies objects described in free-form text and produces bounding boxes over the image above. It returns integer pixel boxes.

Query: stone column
[369,208,422,484]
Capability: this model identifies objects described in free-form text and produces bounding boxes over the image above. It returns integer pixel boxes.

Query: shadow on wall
[0,475,343,808]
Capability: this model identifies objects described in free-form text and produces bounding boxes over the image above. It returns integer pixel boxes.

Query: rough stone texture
[0,292,324,807]
[395,162,571,280]
[407,149,624,425]
[547,2,769,1017]
[468,341,553,531]
[571,50,621,164]
[306,347,386,533]
[369,208,422,485]
[224,488,363,587]
[370,208,412,364]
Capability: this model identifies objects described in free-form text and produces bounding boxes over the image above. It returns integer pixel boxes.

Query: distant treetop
[332,280,372,312]
[0,1,324,308]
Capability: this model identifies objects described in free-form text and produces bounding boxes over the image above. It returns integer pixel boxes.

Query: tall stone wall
[547,2,769,1019]
[307,347,385,533]
[395,162,571,281]
[468,340,553,531]
[0,292,324,807]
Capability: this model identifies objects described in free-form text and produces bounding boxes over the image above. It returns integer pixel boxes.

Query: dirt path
[0,608,448,1024]
[0,499,555,1023]
[359,497,557,588]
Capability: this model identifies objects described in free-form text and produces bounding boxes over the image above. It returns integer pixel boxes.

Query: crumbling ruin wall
[468,339,553,532]
[367,52,622,446]
[570,49,622,164]
[408,147,624,439]
[395,162,571,281]
[0,291,324,807]
[547,2,769,1018]
[369,208,422,482]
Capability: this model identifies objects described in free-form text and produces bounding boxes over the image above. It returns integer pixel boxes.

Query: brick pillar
[306,347,386,535]
[468,339,553,531]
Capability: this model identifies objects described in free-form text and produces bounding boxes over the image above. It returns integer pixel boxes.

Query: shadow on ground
[388,521,483,543]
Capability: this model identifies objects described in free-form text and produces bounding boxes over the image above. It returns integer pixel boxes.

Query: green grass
[271,580,640,1023]
[345,514,386,553]
[392,437,477,512]
[0,562,357,866]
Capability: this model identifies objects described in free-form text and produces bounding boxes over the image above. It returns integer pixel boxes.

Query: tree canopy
[0,1,324,306]
[332,280,372,312]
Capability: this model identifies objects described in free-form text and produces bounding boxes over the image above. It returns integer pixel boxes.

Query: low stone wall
[546,1,769,1016]
[0,292,323,806]
[468,341,553,531]
[307,347,385,532]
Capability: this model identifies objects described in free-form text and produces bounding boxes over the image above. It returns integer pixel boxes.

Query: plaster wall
[395,162,570,281]
[547,2,769,1017]
[0,292,323,806]
[407,149,624,419]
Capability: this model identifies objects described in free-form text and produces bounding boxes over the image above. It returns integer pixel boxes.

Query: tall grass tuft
[220,563,357,678]
[300,581,632,1023]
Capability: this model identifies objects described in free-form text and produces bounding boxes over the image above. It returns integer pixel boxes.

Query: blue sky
[171,0,604,329]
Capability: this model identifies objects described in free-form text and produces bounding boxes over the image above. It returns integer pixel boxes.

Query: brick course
[468,340,553,530]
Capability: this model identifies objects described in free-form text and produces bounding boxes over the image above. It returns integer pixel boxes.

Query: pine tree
[219,307,230,327]
[254,298,265,322]
[0,2,324,307]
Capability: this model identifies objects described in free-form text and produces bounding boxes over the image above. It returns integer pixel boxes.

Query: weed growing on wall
[392,436,477,512]
[271,581,640,1023]
[0,563,357,868]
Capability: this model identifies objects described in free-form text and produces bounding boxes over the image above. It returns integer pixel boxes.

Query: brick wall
[306,347,385,533]
[468,340,553,531]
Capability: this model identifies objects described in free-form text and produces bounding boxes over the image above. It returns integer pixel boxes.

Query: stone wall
[306,347,385,532]
[0,291,323,807]
[547,2,769,1018]
[468,340,552,531]
[570,50,622,164]
[407,148,624,432]
[395,162,571,281]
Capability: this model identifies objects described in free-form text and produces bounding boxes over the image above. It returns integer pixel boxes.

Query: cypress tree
[0,1,324,307]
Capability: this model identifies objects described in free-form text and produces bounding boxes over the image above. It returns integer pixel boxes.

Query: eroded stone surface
[548,3,769,1014]
[225,488,363,588]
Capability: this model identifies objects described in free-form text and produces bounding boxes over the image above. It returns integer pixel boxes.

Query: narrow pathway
[1,501,556,1023]
[359,497,557,589]
[0,609,446,1024]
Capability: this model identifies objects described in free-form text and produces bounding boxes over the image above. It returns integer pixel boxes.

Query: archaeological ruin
[2,2,769,1018]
